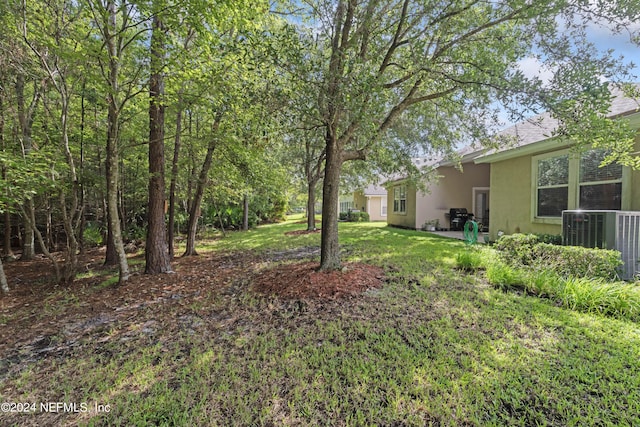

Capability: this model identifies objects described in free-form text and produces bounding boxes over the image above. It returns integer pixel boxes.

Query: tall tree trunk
[21,201,36,260]
[242,193,249,231]
[103,0,129,282]
[0,98,13,259]
[4,211,14,259]
[145,13,172,274]
[319,136,342,271]
[306,177,318,231]
[168,103,183,258]
[15,74,37,260]
[183,138,217,256]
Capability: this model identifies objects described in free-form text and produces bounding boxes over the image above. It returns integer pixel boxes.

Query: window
[536,154,569,217]
[579,149,622,210]
[339,201,353,213]
[393,185,406,214]
[533,148,625,219]
[381,197,387,216]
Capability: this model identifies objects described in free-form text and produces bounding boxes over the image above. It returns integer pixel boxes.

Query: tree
[19,0,91,282]
[86,0,148,282]
[145,5,173,274]
[294,0,634,271]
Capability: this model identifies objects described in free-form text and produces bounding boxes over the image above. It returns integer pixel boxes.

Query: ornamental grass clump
[560,276,640,320]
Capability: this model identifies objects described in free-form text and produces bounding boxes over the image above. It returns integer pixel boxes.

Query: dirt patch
[284,229,321,236]
[253,261,385,300]
[1,247,386,370]
[293,219,321,225]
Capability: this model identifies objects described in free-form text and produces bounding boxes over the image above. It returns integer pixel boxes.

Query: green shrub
[342,211,370,222]
[532,243,622,281]
[83,224,103,247]
[494,233,622,281]
[494,233,539,266]
[534,233,562,245]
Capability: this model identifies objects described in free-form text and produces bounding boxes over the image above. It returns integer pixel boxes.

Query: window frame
[533,151,570,219]
[393,185,407,214]
[531,148,630,225]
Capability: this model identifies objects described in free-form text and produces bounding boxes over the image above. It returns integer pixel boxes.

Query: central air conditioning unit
[562,210,640,280]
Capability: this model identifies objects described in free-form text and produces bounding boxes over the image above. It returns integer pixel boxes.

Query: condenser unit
[562,210,640,280]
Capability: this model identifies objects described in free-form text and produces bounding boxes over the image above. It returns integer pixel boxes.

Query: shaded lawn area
[1,218,639,426]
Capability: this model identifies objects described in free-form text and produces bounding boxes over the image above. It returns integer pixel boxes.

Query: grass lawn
[1,215,639,426]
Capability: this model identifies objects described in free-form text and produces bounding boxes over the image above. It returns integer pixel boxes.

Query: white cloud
[517,56,556,85]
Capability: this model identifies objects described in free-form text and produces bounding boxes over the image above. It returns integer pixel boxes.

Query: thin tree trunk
[21,201,36,260]
[307,177,318,231]
[20,203,61,282]
[145,13,172,274]
[242,193,249,231]
[168,103,183,258]
[4,211,14,259]
[103,0,129,282]
[0,98,13,259]
[16,74,37,261]
[0,257,8,294]
[183,139,217,256]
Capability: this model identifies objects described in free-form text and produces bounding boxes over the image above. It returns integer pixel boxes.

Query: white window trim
[531,148,630,225]
[393,185,407,215]
[381,196,387,217]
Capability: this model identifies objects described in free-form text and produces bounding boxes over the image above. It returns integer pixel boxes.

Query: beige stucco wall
[353,191,367,212]
[386,182,418,228]
[487,135,640,241]
[415,163,490,230]
[368,196,386,221]
[352,191,387,221]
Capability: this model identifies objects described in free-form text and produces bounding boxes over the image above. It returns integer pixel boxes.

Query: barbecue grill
[449,208,468,231]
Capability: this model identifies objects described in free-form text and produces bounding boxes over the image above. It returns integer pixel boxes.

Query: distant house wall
[353,191,367,212]
[367,196,385,221]
[387,181,418,228]
[415,163,490,230]
[352,191,387,221]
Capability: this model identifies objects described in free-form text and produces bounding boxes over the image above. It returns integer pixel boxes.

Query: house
[475,87,640,241]
[385,149,490,230]
[339,184,388,221]
[353,184,388,221]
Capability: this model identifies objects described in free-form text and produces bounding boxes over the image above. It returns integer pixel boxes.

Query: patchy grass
[1,219,639,426]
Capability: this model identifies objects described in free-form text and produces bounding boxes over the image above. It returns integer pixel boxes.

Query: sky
[504,17,640,129]
[515,19,639,109]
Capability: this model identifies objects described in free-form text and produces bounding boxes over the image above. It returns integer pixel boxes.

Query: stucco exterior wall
[352,192,386,221]
[367,196,385,221]
[415,163,490,230]
[487,136,640,241]
[386,182,418,228]
[353,191,367,212]
[631,137,640,210]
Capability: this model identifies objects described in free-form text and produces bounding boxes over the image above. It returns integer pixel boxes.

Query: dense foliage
[495,233,622,280]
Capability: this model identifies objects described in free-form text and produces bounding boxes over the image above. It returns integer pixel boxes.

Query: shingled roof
[476,85,640,163]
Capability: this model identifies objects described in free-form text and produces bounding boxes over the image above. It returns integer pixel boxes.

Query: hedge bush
[494,233,622,280]
[339,211,370,222]
[494,233,539,266]
[532,243,622,281]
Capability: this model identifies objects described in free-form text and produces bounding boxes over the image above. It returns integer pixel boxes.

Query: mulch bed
[1,247,386,357]
[284,229,321,236]
[253,261,385,300]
